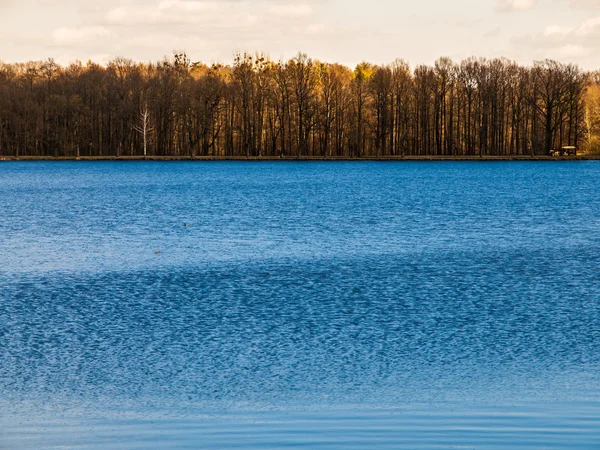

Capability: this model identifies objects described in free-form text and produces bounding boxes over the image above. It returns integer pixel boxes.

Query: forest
[1,52,599,158]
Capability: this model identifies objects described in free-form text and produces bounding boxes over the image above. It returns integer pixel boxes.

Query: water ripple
[1,161,600,448]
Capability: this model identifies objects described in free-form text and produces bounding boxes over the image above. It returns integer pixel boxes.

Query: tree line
[0,52,599,159]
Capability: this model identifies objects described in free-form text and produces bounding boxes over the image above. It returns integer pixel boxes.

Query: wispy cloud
[1,0,600,70]
[52,26,110,46]
[509,14,600,67]
[496,0,536,12]
[483,26,502,38]
[568,0,600,9]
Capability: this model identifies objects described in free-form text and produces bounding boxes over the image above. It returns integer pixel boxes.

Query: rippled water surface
[1,161,600,449]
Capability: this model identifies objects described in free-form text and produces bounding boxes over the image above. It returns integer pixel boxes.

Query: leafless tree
[0,53,596,159]
[133,100,153,159]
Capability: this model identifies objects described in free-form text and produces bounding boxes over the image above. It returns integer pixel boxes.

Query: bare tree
[133,100,153,159]
[0,54,597,159]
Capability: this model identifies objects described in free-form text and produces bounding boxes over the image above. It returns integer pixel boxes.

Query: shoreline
[1,155,600,162]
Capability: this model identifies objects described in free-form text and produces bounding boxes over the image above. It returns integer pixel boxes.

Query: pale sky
[1,0,600,69]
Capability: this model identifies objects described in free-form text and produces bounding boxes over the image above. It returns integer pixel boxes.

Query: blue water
[1,161,600,449]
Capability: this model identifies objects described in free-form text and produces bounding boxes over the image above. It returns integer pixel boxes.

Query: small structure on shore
[550,146,577,157]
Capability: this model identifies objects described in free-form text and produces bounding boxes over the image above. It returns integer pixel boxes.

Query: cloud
[52,26,110,46]
[496,0,536,12]
[556,44,592,58]
[268,4,313,18]
[0,0,16,10]
[105,1,230,26]
[509,14,600,67]
[105,1,315,27]
[483,26,502,38]
[568,0,600,9]
[520,16,600,45]
[98,0,327,59]
[577,16,600,35]
[44,0,337,64]
[3,0,596,70]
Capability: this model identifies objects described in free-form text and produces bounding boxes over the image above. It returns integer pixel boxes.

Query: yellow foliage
[354,62,375,82]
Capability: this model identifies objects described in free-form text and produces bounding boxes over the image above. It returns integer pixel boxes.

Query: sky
[0,0,600,69]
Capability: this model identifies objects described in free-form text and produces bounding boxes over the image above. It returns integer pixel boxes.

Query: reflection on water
[1,161,600,449]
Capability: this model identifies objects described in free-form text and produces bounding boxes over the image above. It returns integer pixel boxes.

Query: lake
[1,161,599,449]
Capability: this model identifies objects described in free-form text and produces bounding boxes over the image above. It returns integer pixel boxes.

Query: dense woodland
[1,52,599,158]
